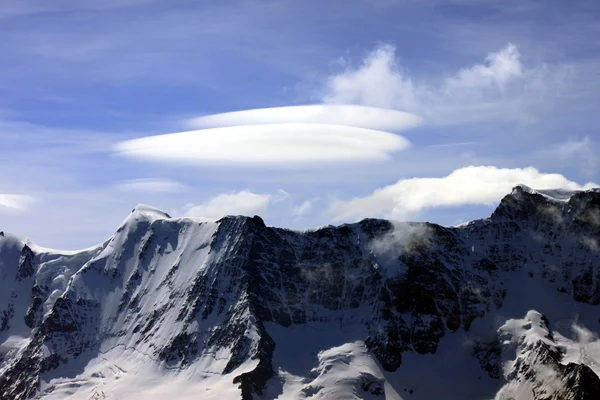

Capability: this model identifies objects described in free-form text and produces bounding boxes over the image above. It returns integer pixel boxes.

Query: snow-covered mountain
[2,185,600,400]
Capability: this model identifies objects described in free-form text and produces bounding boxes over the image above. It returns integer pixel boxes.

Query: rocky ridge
[1,186,600,399]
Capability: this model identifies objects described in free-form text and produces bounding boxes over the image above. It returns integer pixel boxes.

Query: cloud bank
[114,124,410,166]
[331,166,598,222]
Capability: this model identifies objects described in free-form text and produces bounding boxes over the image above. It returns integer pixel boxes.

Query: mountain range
[2,184,600,399]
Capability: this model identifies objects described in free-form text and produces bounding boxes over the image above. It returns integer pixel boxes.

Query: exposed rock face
[557,363,600,399]
[1,186,600,399]
[16,245,35,282]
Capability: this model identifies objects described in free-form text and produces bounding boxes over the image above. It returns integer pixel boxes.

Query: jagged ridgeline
[1,186,600,399]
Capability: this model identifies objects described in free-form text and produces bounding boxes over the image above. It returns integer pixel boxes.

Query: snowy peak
[514,184,600,202]
[2,187,600,399]
[492,184,600,228]
[130,204,171,219]
[496,311,600,400]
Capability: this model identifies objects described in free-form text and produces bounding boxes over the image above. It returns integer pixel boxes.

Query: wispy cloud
[294,199,316,217]
[330,166,598,222]
[550,137,597,177]
[183,190,271,220]
[115,178,186,193]
[0,1,347,90]
[0,0,159,17]
[114,124,410,167]
[0,194,35,212]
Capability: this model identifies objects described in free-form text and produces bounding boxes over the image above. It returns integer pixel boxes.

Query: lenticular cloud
[187,104,422,131]
[115,104,419,167]
[114,123,411,166]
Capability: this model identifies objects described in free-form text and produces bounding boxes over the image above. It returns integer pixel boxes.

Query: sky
[1,0,599,249]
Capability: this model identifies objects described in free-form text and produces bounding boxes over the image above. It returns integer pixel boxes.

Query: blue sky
[1,0,599,249]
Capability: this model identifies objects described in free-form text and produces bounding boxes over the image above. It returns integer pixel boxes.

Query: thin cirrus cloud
[187,104,423,131]
[330,166,598,222]
[183,190,271,220]
[0,194,35,212]
[114,124,411,167]
[294,199,315,217]
[115,178,187,193]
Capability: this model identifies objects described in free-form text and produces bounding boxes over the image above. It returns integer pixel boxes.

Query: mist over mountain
[2,185,600,399]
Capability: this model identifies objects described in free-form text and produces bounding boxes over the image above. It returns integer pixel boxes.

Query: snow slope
[1,185,600,399]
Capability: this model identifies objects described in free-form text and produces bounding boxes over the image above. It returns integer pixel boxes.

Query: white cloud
[444,43,522,93]
[330,166,598,222]
[187,104,422,132]
[556,136,592,159]
[323,44,418,110]
[115,178,186,193]
[294,199,314,216]
[554,137,596,175]
[322,43,564,126]
[530,136,597,178]
[114,124,410,166]
[184,190,271,220]
[272,189,292,203]
[0,194,35,212]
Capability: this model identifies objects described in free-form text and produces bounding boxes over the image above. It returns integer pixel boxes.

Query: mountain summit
[2,186,600,399]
